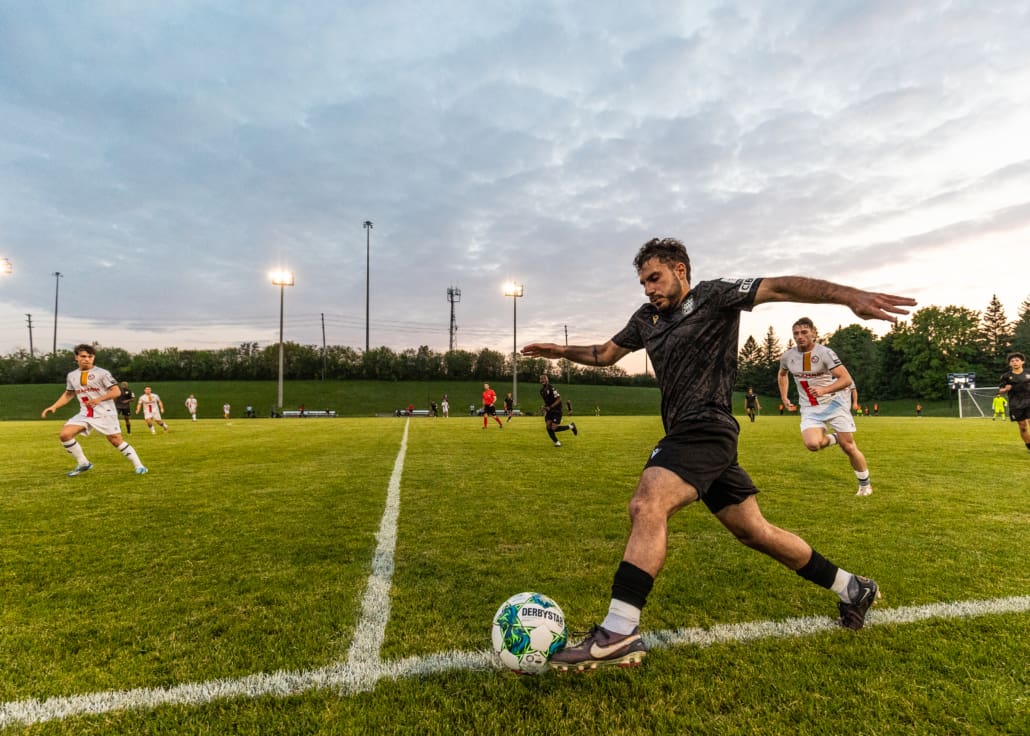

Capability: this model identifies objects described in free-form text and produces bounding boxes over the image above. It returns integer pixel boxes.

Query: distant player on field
[136,386,169,434]
[743,387,761,423]
[539,374,577,447]
[185,393,199,421]
[990,392,1007,421]
[114,381,134,434]
[503,392,514,422]
[998,352,1030,452]
[41,344,148,476]
[778,318,873,496]
[481,383,503,429]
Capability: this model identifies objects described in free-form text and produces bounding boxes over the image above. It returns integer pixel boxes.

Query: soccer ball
[491,591,568,674]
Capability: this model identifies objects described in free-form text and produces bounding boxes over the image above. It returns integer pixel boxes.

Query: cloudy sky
[2,1,1029,374]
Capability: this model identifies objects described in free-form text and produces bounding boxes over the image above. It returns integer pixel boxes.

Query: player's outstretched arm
[522,340,631,367]
[754,276,916,323]
[42,390,75,418]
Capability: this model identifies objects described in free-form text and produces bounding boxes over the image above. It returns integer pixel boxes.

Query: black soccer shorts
[644,419,759,514]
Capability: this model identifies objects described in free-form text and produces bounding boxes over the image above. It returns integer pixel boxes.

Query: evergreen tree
[979,294,1012,372]
[736,335,764,391]
[1011,296,1030,358]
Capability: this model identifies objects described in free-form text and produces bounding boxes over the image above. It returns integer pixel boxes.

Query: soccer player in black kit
[114,381,134,435]
[523,238,916,671]
[998,351,1030,452]
[539,374,577,447]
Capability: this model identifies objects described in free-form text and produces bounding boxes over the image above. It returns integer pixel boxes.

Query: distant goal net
[957,387,1001,418]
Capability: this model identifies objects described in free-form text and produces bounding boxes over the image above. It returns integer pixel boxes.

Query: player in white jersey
[778,318,873,496]
[185,394,198,421]
[41,344,148,476]
[136,386,169,434]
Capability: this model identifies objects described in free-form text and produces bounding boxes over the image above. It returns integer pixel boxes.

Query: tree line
[737,295,1030,401]
[0,342,647,388]
[3,295,1026,399]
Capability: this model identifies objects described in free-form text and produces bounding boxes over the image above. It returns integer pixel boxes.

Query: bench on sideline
[281,410,336,418]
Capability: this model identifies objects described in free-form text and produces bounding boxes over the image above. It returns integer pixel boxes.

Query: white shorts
[799,398,857,434]
[144,407,163,421]
[65,412,122,437]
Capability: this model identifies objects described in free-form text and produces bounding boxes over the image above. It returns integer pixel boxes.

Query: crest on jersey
[651,314,659,325]
[680,296,695,315]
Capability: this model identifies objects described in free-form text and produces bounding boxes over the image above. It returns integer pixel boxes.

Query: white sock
[855,470,870,485]
[62,439,89,465]
[117,442,143,469]
[601,598,642,635]
[831,569,854,603]
[825,433,839,447]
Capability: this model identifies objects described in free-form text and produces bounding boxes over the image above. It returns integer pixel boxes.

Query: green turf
[1,415,1026,734]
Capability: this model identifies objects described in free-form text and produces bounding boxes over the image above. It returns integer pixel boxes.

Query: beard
[652,280,685,314]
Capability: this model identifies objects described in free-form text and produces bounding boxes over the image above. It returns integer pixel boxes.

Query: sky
[2,1,1029,376]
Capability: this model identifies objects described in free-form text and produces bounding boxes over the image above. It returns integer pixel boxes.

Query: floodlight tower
[503,282,524,408]
[447,286,461,351]
[270,270,295,411]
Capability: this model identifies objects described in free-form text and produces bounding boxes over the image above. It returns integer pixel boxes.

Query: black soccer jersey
[540,383,561,408]
[1000,370,1030,409]
[612,277,763,431]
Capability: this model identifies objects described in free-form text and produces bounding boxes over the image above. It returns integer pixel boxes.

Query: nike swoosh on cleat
[588,634,640,659]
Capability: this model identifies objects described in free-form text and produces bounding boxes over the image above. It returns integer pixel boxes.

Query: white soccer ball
[491,591,568,674]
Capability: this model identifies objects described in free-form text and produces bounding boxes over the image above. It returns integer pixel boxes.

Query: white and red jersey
[780,344,846,408]
[138,392,163,417]
[185,396,198,413]
[65,366,119,420]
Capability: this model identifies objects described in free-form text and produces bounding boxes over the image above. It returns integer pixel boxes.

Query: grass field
[1,413,1027,734]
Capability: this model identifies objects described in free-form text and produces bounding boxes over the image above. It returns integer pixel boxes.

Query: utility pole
[447,286,461,351]
[52,272,63,355]
[564,324,570,384]
[363,220,373,352]
[26,314,35,358]
[321,312,327,381]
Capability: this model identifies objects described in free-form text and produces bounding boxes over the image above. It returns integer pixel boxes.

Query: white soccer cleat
[856,485,873,496]
[554,441,562,447]
[135,466,149,475]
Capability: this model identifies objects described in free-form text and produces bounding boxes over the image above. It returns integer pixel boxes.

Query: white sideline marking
[3,597,1027,727]
[2,421,1027,730]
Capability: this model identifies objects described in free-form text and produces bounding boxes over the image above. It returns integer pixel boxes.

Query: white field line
[338,417,410,692]
[1,422,1027,728]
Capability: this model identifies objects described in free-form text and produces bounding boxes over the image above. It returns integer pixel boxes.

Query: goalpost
[957,387,1001,418]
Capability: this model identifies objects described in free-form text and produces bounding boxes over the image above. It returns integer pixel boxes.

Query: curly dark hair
[632,238,691,282]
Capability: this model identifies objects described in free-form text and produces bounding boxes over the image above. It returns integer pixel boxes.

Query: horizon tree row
[3,295,1027,398]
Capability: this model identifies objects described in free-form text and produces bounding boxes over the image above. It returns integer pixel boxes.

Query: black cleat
[550,625,646,672]
[837,576,880,630]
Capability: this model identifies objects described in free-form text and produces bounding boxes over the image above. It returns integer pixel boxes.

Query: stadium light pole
[52,271,63,355]
[363,220,373,352]
[270,271,295,412]
[503,283,524,409]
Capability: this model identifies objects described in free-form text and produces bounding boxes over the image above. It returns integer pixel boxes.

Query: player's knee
[803,440,822,452]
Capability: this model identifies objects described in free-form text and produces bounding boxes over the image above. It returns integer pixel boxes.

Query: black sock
[611,560,654,609]
[795,549,838,589]
[547,429,558,442]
